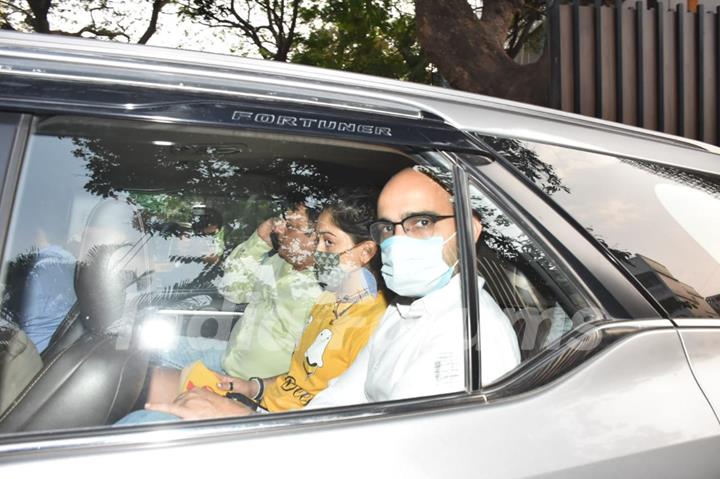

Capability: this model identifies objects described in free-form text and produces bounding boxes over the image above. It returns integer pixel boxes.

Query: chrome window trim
[0,392,471,459]
[673,319,720,328]
[450,159,482,391]
[0,68,422,121]
[0,320,673,461]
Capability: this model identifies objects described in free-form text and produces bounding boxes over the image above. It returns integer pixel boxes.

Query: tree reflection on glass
[479,135,570,196]
[65,134,379,311]
[476,135,720,319]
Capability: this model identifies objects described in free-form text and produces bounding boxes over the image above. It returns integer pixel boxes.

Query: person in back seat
[9,227,77,353]
[150,200,324,382]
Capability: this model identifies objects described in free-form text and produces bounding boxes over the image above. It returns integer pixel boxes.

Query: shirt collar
[394,274,487,320]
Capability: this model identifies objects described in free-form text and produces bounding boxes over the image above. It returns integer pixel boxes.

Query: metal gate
[549,1,720,145]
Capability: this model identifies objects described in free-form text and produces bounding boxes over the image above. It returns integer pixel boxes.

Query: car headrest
[74,197,150,334]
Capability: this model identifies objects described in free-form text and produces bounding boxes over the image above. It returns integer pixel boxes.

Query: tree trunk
[415,0,549,107]
[26,0,51,33]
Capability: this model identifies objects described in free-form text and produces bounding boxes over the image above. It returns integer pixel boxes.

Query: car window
[476,135,720,320]
[0,114,478,434]
[464,176,600,369]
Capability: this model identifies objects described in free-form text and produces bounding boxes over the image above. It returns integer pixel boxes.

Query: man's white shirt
[307,274,521,408]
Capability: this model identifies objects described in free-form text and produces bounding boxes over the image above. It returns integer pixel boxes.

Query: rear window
[477,135,720,319]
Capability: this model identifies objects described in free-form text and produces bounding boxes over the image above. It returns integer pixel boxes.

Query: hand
[256,217,283,247]
[214,373,257,398]
[145,388,254,420]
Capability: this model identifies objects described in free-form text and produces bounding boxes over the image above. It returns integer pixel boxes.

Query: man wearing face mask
[141,201,323,386]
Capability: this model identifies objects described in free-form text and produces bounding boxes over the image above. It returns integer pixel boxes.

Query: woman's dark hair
[326,191,377,244]
[325,189,383,288]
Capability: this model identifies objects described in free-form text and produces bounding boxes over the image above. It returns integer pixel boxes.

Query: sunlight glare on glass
[139,316,178,351]
[655,183,720,264]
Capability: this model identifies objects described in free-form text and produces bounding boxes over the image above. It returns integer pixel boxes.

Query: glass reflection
[480,135,720,319]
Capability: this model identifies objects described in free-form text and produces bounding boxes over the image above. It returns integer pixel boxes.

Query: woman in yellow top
[134,193,388,421]
[256,193,388,411]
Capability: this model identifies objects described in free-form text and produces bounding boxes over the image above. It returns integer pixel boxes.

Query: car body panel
[0,329,716,477]
[678,327,720,421]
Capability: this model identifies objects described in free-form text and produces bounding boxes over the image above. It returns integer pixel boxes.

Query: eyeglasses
[369,214,454,243]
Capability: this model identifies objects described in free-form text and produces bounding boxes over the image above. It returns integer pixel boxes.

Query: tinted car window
[478,135,720,319]
[0,115,478,433]
[465,176,599,364]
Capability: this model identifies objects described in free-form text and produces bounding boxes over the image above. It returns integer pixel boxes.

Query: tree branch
[227,0,267,51]
[63,25,131,41]
[137,0,169,44]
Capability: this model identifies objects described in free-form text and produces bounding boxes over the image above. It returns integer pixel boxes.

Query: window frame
[0,113,29,265]
[437,145,678,401]
[0,109,483,456]
[458,138,662,320]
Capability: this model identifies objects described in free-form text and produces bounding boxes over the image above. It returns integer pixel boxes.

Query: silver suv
[0,31,719,478]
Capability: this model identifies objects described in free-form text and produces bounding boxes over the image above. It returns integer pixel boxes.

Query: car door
[0,58,498,474]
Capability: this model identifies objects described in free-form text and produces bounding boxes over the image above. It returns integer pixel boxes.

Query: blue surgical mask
[380,234,457,297]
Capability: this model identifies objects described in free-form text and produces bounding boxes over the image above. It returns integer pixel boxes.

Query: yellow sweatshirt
[261,290,388,412]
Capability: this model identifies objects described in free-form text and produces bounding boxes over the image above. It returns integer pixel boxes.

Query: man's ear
[471,214,483,242]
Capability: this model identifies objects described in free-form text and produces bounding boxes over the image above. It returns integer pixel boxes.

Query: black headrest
[75,244,135,333]
[74,197,149,334]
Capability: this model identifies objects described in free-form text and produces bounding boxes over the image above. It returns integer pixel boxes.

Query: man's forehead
[285,205,309,220]
[378,184,453,219]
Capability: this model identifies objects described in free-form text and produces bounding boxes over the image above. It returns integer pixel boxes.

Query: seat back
[0,196,152,432]
[0,333,148,432]
[0,321,42,415]
[476,241,564,360]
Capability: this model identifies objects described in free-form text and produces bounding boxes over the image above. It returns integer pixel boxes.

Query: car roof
[1,30,719,176]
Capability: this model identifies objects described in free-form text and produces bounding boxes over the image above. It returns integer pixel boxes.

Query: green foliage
[292,0,430,83]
